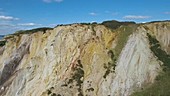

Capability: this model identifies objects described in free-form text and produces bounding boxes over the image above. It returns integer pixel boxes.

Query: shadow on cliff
[0,40,30,87]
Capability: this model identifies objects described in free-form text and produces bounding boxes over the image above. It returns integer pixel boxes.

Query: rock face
[0,21,170,96]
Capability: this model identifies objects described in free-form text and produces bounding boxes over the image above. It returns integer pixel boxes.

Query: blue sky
[0,0,170,35]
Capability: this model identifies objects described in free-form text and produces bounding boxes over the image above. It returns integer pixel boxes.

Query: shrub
[13,27,53,35]
[0,40,6,46]
[101,20,136,30]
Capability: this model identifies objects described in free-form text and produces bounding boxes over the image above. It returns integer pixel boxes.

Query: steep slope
[0,21,169,96]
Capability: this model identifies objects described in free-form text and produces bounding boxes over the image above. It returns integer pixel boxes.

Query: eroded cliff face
[0,21,169,96]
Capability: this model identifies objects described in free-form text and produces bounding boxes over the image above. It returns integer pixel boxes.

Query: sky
[0,0,170,35]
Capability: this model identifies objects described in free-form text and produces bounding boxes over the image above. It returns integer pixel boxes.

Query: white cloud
[0,24,15,27]
[0,23,19,34]
[0,22,43,34]
[123,15,151,19]
[43,0,63,3]
[0,15,19,21]
[17,23,41,26]
[165,12,170,14]
[89,12,97,16]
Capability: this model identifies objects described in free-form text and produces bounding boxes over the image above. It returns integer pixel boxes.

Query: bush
[0,40,6,46]
[101,20,136,30]
[13,27,53,35]
[147,20,170,24]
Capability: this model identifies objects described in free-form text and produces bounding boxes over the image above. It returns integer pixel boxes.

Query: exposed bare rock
[0,21,169,96]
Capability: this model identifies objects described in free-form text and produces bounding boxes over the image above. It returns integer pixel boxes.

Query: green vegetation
[132,70,170,96]
[86,87,94,92]
[61,60,84,96]
[47,89,52,95]
[56,94,61,96]
[91,22,97,24]
[72,60,84,96]
[103,50,116,78]
[143,26,150,31]
[101,20,136,30]
[114,25,136,58]
[4,27,53,40]
[72,67,84,85]
[91,24,96,35]
[46,87,57,96]
[103,25,137,78]
[51,93,57,96]
[80,23,91,25]
[147,20,170,24]
[13,27,53,35]
[131,33,170,96]
[0,40,6,46]
[147,33,170,68]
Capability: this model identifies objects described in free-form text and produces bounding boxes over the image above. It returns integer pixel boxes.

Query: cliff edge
[0,20,170,96]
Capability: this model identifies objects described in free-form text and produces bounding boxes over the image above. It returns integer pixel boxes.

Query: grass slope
[131,33,170,96]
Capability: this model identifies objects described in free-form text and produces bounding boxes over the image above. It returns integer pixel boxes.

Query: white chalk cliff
[0,21,170,96]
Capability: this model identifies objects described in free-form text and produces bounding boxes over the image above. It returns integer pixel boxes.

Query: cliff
[0,21,170,96]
